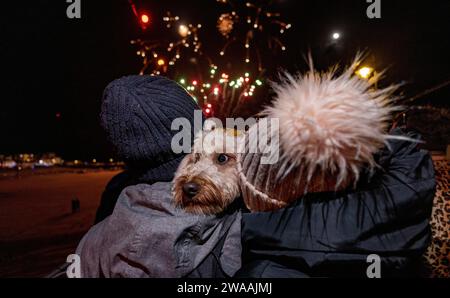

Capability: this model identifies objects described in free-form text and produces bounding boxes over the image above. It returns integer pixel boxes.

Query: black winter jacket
[235,129,436,278]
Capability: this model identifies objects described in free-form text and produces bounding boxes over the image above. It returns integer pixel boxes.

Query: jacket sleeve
[236,129,436,278]
[76,183,182,278]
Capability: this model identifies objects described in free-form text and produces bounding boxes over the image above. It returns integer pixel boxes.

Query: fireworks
[217,12,237,37]
[163,11,203,58]
[178,65,264,118]
[130,11,208,75]
[130,39,166,75]
[216,0,291,72]
[127,0,287,117]
[129,1,290,77]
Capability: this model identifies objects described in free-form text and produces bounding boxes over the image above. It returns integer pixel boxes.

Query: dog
[172,127,243,215]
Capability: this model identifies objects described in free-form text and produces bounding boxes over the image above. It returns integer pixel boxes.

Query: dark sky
[1,0,449,160]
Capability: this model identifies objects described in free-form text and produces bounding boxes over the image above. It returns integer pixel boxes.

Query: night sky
[1,0,449,160]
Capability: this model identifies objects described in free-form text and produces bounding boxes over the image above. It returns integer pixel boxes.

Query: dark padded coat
[235,129,436,278]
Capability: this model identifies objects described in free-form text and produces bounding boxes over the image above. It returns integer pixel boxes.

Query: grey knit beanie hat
[101,75,202,182]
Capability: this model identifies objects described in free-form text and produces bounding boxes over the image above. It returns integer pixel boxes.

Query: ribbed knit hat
[238,61,401,212]
[101,75,202,182]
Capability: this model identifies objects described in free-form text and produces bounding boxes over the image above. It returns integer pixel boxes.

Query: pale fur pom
[264,59,402,188]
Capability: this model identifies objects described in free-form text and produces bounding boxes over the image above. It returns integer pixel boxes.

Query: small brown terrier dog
[172,127,243,215]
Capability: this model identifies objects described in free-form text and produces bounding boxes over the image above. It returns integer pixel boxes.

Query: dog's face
[172,128,242,215]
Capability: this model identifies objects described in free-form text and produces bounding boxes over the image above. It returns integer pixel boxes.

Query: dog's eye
[217,154,229,164]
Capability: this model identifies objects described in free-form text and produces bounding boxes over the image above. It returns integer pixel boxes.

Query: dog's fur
[172,128,243,215]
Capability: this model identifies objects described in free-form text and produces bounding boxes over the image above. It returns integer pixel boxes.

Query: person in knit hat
[94,75,202,223]
[235,61,436,277]
[75,75,242,278]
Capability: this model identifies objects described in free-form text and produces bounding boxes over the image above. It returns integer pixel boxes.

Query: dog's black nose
[183,182,199,197]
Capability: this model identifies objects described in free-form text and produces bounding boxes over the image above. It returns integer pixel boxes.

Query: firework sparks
[179,65,264,118]
[217,0,291,72]
[131,11,209,75]
[217,12,238,37]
